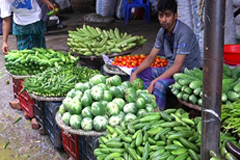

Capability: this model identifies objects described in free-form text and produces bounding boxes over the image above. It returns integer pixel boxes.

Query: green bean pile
[221,100,240,137]
[22,66,100,97]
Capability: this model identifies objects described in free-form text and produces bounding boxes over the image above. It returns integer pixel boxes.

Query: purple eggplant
[226,142,240,159]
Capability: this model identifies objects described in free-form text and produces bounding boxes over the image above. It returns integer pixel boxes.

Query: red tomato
[135,54,140,60]
[140,54,145,59]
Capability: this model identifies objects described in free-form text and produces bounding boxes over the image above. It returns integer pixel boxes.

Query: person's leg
[31,33,47,49]
[153,78,175,110]
[16,34,33,50]
[131,67,167,88]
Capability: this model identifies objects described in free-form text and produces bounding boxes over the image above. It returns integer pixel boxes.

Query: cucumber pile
[59,75,157,132]
[22,66,100,97]
[169,65,240,106]
[67,24,147,56]
[4,48,79,76]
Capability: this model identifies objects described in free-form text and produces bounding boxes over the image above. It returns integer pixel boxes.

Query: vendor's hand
[147,80,156,94]
[47,2,55,11]
[2,42,9,55]
[130,73,137,83]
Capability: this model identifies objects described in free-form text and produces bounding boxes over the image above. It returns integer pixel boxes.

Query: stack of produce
[112,54,168,68]
[94,108,239,160]
[22,66,100,97]
[209,140,240,160]
[67,24,147,56]
[4,48,79,75]
[169,64,240,106]
[58,75,158,132]
[221,100,240,137]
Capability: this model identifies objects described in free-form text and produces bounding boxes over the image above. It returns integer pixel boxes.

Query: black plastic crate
[79,135,99,160]
[34,100,45,126]
[44,101,62,148]
[34,99,47,134]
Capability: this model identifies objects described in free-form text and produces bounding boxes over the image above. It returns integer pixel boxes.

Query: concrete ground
[0,11,160,160]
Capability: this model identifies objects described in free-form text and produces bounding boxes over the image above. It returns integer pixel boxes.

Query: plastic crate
[44,101,63,148]
[61,130,80,160]
[79,135,99,160]
[18,79,35,119]
[12,78,22,99]
[34,99,46,134]
[19,92,35,119]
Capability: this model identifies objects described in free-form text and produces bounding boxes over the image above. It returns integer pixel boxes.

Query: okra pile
[67,24,147,56]
[95,108,239,160]
[170,64,240,106]
[95,108,202,160]
[22,66,100,97]
[4,48,79,76]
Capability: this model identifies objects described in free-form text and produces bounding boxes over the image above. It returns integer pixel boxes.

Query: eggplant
[226,142,240,159]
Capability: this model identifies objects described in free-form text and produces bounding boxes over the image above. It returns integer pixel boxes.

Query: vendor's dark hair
[157,0,178,14]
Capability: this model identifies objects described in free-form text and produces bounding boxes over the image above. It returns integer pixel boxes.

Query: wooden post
[201,0,226,159]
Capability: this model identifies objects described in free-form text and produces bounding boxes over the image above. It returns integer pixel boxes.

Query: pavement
[0,11,160,160]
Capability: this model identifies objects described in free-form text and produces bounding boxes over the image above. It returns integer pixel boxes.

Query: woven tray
[28,92,65,102]
[74,47,142,69]
[55,111,106,136]
[178,99,202,111]
[78,47,141,60]
[6,69,32,79]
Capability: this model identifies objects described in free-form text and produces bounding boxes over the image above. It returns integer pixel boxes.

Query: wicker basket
[70,0,94,13]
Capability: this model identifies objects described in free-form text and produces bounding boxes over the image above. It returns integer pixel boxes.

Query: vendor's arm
[130,47,160,82]
[147,54,186,93]
[2,16,11,55]
[40,0,55,11]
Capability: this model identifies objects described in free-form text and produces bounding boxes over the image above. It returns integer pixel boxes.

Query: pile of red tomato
[112,54,168,68]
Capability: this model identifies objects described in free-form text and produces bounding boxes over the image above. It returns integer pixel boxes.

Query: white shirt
[1,0,42,25]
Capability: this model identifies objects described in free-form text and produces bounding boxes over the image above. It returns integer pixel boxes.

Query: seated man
[130,0,201,110]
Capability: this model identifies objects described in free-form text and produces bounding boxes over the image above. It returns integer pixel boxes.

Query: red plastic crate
[61,130,80,160]
[12,78,23,99]
[19,86,35,119]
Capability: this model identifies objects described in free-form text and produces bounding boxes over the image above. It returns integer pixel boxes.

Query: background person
[1,0,55,55]
[130,0,201,110]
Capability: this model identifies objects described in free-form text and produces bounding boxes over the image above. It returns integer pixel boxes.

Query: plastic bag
[96,0,117,17]
[116,0,124,19]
